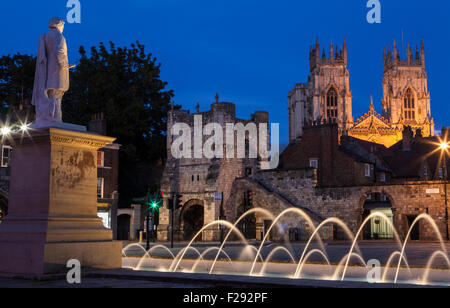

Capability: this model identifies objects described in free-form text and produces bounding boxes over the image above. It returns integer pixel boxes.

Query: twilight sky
[1,0,449,144]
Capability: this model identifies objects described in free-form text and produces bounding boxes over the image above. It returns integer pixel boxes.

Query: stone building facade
[289,38,435,148]
[159,98,269,241]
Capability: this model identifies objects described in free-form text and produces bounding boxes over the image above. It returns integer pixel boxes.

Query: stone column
[0,128,122,275]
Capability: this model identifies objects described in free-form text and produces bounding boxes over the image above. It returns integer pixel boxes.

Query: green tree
[0,42,176,207]
[64,41,175,206]
[0,53,36,122]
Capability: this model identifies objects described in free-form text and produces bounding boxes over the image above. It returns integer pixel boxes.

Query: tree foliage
[0,42,176,206]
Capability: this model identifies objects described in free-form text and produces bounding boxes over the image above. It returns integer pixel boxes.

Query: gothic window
[404,89,415,120]
[326,88,338,121]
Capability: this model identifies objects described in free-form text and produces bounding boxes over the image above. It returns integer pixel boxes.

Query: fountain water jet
[381,251,412,283]
[191,247,233,273]
[135,245,176,271]
[209,208,276,274]
[295,249,332,279]
[250,208,325,275]
[421,250,450,285]
[341,212,403,281]
[394,213,447,283]
[172,220,247,273]
[294,217,357,278]
[333,252,368,281]
[258,246,296,277]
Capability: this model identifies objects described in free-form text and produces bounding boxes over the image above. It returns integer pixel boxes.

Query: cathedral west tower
[381,40,434,137]
[289,38,353,142]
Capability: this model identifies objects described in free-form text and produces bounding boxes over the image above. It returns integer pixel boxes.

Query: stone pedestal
[0,128,122,275]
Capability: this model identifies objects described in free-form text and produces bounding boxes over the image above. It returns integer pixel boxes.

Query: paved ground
[122,241,450,268]
[0,277,212,288]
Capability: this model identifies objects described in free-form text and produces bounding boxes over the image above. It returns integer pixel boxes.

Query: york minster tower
[289,38,434,147]
[289,38,353,141]
[381,40,434,137]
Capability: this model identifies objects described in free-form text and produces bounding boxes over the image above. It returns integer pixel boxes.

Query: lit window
[379,172,386,182]
[97,151,105,167]
[365,164,371,177]
[1,146,12,168]
[97,178,104,199]
[404,89,415,120]
[326,88,338,121]
[309,158,319,169]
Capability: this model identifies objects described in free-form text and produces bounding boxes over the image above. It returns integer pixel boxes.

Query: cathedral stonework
[289,38,353,142]
[381,40,434,138]
[289,38,435,148]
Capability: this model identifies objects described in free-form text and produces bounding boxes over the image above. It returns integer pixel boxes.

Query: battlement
[383,40,425,71]
[309,37,347,71]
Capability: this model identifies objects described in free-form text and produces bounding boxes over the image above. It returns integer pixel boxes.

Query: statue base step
[0,241,122,276]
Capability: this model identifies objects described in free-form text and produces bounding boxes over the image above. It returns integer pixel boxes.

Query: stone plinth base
[0,241,122,276]
[0,127,122,275]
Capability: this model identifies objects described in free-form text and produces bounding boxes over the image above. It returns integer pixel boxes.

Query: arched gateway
[180,199,204,241]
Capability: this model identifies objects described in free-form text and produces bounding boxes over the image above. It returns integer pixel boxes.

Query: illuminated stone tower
[381,40,434,136]
[289,37,353,142]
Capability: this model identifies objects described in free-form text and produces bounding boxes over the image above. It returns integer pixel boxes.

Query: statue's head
[48,17,65,33]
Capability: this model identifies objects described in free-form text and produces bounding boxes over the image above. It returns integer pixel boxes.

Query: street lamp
[20,123,29,132]
[1,127,11,136]
[440,141,449,241]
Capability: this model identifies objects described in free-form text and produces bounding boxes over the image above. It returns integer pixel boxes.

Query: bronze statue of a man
[31,17,71,128]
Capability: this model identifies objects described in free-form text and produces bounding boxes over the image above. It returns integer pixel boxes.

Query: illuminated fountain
[122,208,450,286]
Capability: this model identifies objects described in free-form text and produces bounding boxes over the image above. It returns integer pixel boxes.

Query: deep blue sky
[1,0,449,144]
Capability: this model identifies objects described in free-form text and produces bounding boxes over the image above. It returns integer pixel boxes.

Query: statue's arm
[55,34,69,68]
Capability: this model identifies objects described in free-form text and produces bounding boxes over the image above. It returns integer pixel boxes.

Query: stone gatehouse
[159,97,269,241]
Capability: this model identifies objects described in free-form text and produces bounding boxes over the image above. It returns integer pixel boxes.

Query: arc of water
[240,244,265,263]
[135,245,176,271]
[122,243,148,257]
[341,212,402,281]
[259,246,296,277]
[169,246,205,272]
[420,250,450,285]
[294,217,357,278]
[172,220,248,273]
[249,208,324,276]
[295,249,332,279]
[394,213,448,283]
[191,247,233,274]
[209,208,276,275]
[381,251,412,283]
[332,252,368,281]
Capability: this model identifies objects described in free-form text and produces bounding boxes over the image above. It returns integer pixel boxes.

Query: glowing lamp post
[440,142,449,241]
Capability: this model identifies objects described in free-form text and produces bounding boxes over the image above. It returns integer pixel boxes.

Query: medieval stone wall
[235,168,449,241]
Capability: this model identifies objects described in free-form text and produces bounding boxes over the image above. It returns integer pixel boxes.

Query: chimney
[402,126,413,151]
[88,112,107,136]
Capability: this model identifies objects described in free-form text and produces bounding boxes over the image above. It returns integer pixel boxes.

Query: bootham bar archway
[180,199,204,241]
